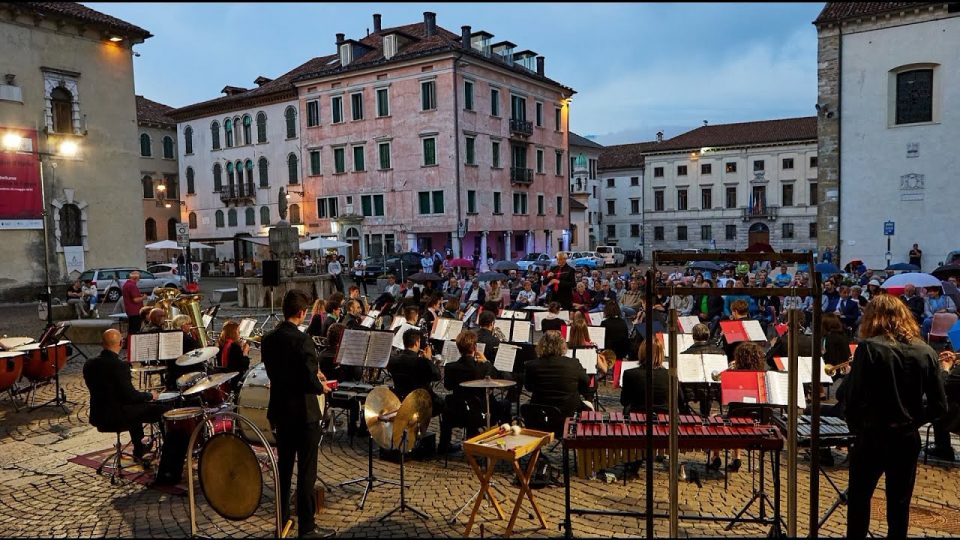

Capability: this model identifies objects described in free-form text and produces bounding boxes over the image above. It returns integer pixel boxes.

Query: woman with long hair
[620,335,670,415]
[844,294,946,539]
[216,321,251,392]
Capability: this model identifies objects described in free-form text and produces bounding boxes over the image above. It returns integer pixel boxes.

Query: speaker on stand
[259,260,283,331]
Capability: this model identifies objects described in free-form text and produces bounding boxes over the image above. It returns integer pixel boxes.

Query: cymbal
[182,372,239,396]
[393,389,432,450]
[199,432,263,520]
[176,346,219,366]
[363,386,400,450]
[459,377,517,389]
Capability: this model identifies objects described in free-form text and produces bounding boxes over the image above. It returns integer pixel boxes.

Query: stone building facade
[0,4,151,300]
[568,132,603,251]
[598,140,657,255]
[136,96,181,261]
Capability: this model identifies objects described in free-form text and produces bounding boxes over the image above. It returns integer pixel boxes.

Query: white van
[596,246,625,267]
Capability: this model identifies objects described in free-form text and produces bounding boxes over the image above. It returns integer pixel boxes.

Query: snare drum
[16,340,69,382]
[163,407,205,440]
[155,391,181,406]
[0,351,25,392]
[199,379,232,408]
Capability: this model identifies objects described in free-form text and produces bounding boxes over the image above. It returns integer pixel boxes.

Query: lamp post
[2,132,78,329]
[154,181,191,283]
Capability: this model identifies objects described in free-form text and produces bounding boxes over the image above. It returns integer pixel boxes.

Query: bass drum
[236,363,325,446]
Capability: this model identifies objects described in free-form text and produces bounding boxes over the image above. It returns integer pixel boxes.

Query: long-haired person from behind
[620,335,670,415]
[844,294,946,539]
[524,331,591,421]
[216,321,251,392]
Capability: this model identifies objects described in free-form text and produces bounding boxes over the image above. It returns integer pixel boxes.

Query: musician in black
[475,311,501,361]
[164,314,202,392]
[548,252,577,310]
[420,294,442,330]
[320,293,344,337]
[679,323,723,417]
[341,299,364,330]
[600,302,631,360]
[261,290,334,538]
[305,299,327,337]
[444,330,509,433]
[525,331,590,420]
[844,294,946,539]
[620,335,670,416]
[387,329,455,453]
[540,302,566,333]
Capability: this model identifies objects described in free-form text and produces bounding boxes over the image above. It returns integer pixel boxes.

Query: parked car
[527,254,557,273]
[383,252,426,281]
[596,246,625,267]
[148,262,202,282]
[516,252,550,272]
[78,267,185,303]
[570,251,602,269]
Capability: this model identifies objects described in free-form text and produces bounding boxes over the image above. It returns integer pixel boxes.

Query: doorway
[345,227,360,262]
[748,222,770,247]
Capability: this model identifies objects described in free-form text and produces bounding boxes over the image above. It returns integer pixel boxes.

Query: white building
[568,133,602,251]
[598,140,657,256]
[168,69,309,268]
[641,118,818,261]
[815,2,960,270]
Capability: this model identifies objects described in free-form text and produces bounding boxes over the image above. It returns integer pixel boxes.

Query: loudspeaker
[262,260,280,287]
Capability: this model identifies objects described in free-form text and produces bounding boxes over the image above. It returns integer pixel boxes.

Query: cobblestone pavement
[1,302,959,538]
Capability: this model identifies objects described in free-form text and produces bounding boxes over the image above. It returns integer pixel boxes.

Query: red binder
[720,370,767,405]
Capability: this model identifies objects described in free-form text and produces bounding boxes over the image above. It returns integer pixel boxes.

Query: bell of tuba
[153,287,181,321]
[174,293,208,347]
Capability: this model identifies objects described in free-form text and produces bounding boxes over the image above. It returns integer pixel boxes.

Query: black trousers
[124,401,169,450]
[127,315,143,337]
[847,429,921,539]
[275,420,322,534]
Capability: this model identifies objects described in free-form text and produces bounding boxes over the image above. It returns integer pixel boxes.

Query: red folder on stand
[720,371,766,405]
[720,320,767,343]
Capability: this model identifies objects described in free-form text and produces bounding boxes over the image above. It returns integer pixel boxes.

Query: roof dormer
[513,50,537,71]
[470,31,493,56]
[253,76,273,87]
[221,85,247,96]
[491,40,516,65]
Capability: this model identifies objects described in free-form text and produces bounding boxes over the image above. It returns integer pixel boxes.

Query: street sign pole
[884,221,895,268]
[175,223,193,284]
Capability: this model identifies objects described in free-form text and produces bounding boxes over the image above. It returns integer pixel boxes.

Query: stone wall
[236,274,336,308]
[816,26,841,263]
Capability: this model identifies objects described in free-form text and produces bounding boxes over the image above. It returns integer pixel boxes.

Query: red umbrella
[449,257,474,268]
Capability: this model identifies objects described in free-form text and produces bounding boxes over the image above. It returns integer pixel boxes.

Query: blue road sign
[884,221,895,236]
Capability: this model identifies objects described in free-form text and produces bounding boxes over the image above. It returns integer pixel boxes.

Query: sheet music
[477,343,486,355]
[587,312,604,326]
[586,326,605,349]
[297,324,308,333]
[360,315,376,328]
[129,334,158,363]
[511,321,532,343]
[433,319,463,341]
[368,310,381,319]
[238,318,257,338]
[796,356,833,384]
[500,309,519,320]
[392,323,420,350]
[494,319,512,339]
[202,314,213,329]
[158,332,183,360]
[702,354,729,384]
[462,305,478,324]
[676,354,706,383]
[338,329,370,367]
[390,317,405,331]
[365,331,395,369]
[765,371,806,408]
[441,340,460,363]
[677,316,701,334]
[494,343,519,373]
[574,349,598,375]
[660,333,695,357]
[743,320,767,342]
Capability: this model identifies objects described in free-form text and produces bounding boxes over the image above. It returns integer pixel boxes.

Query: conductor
[548,252,577,310]
[261,290,334,538]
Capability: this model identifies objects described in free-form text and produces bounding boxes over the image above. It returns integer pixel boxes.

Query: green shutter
[432,191,444,214]
[379,143,391,169]
[374,195,384,216]
[423,138,436,165]
[467,191,476,213]
[419,192,430,214]
[494,192,501,214]
[334,148,344,173]
[353,146,364,171]
[310,151,320,175]
[492,142,500,168]
[361,195,372,216]
[466,138,475,164]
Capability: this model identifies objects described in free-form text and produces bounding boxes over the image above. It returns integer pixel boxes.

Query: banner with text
[0,128,42,229]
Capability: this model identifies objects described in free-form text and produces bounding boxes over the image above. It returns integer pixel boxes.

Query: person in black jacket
[83,329,171,462]
[540,302,567,333]
[927,350,960,461]
[388,328,455,453]
[444,330,509,431]
[620,334,670,416]
[525,331,590,420]
[844,294,946,539]
[305,298,326,337]
[261,290,334,538]
[600,302,631,360]
[475,311,501,362]
[899,284,925,325]
[548,252,577,310]
[319,294,343,338]
[679,323,725,417]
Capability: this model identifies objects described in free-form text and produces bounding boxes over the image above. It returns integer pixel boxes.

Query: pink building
[293,12,574,264]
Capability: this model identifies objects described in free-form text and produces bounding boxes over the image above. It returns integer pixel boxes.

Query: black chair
[924,403,960,465]
[442,393,485,467]
[519,403,566,454]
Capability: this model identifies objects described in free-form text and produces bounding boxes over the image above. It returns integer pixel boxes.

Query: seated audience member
[512,280,537,309]
[66,279,89,318]
[525,331,591,420]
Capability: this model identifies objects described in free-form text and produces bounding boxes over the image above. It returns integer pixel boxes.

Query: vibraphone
[561,411,785,537]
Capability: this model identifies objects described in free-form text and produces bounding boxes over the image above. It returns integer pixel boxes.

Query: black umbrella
[492,260,521,272]
[477,271,509,282]
[688,261,722,272]
[932,263,960,280]
[407,272,444,283]
[886,262,920,271]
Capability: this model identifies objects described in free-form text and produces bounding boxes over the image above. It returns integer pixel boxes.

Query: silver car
[78,267,185,303]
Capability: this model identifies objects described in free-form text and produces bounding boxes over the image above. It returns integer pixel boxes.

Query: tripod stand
[724,447,785,537]
[29,343,75,413]
[259,287,283,332]
[338,433,399,509]
[377,430,429,521]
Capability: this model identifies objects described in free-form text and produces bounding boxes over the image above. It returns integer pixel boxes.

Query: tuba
[173,293,208,347]
[153,287,181,325]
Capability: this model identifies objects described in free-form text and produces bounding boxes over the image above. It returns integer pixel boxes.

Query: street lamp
[1,131,79,329]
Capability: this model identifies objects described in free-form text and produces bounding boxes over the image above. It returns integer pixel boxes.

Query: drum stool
[95,426,145,485]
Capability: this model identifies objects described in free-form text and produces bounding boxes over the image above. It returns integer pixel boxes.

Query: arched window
[226,162,235,194]
[51,86,74,134]
[287,153,298,185]
[140,133,151,157]
[215,210,225,228]
[213,163,223,191]
[245,207,256,226]
[227,208,237,227]
[245,159,255,192]
[285,106,297,139]
[242,115,252,145]
[225,118,234,148]
[186,167,195,194]
[165,175,179,199]
[142,175,154,198]
[234,116,242,145]
[184,126,193,154]
[162,136,175,159]
[258,157,269,188]
[260,206,271,225]
[211,121,221,150]
[59,204,82,246]
[290,203,301,225]
[256,112,267,143]
[235,160,244,196]
[145,218,157,241]
[167,218,178,240]
[188,212,198,229]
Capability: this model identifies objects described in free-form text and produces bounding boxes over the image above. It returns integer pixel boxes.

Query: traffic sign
[883,221,895,236]
[175,223,190,248]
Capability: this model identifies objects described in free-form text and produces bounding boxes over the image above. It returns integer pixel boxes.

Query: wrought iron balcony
[219,183,257,205]
[509,118,533,137]
[741,205,779,221]
[510,167,533,184]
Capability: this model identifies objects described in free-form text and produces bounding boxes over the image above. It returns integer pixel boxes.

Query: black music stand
[377,429,429,521]
[29,323,75,413]
[337,433,400,509]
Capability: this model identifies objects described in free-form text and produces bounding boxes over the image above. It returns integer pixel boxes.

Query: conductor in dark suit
[548,252,577,311]
[261,290,334,538]
[524,331,590,419]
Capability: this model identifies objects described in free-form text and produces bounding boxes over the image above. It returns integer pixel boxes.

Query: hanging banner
[0,128,42,229]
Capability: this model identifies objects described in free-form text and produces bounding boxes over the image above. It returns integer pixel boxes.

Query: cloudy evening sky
[87,2,825,145]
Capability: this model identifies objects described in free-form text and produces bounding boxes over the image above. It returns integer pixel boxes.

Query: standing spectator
[908,243,923,269]
[432,249,443,274]
[822,246,833,264]
[352,256,368,295]
[122,271,146,335]
[420,251,434,274]
[327,254,344,293]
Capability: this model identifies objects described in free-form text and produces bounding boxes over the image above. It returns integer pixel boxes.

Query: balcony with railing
[510,167,533,184]
[509,118,533,137]
[219,182,258,205]
[741,204,778,221]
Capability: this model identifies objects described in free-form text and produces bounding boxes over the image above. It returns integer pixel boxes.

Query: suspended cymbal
[199,432,263,520]
[363,386,400,450]
[393,389,432,450]
[176,346,219,366]
[182,372,239,396]
[459,378,517,389]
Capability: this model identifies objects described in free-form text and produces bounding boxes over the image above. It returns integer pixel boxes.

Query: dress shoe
[726,458,742,472]
[301,526,336,538]
[818,449,835,467]
[925,444,956,461]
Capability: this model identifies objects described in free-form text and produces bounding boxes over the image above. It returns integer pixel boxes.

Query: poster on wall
[64,246,85,275]
[0,128,42,229]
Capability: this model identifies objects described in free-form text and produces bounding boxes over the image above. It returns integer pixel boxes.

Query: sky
[87,2,825,146]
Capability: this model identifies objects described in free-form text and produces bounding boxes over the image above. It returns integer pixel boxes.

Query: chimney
[461,25,471,48]
[336,32,345,45]
[424,12,436,36]
[656,131,663,143]
[536,56,545,76]
[373,13,381,32]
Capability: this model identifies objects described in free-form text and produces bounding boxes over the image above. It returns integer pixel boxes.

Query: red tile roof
[598,141,658,170]
[11,2,151,39]
[647,117,817,153]
[569,132,603,149]
[135,96,174,127]
[814,2,938,24]
[569,198,588,211]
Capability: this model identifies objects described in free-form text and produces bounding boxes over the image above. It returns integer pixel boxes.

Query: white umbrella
[879,272,942,289]
[145,240,180,250]
[300,237,350,250]
[189,241,214,250]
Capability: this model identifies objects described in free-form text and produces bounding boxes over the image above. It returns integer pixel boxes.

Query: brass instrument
[824,361,851,377]
[710,361,736,382]
[174,293,209,348]
[153,287,182,329]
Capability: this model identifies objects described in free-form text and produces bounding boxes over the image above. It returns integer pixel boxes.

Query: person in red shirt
[122,271,145,335]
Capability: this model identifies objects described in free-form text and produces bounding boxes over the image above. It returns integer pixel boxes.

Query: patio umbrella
[477,271,509,282]
[299,237,350,250]
[145,240,180,250]
[931,263,960,280]
[688,261,722,272]
[814,263,841,275]
[941,280,960,312]
[491,260,520,272]
[407,272,444,283]
[449,258,475,268]
[879,272,942,291]
[885,262,920,272]
[190,241,214,250]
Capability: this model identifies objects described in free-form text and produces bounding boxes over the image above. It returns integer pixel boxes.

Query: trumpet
[710,361,736,382]
[825,361,851,376]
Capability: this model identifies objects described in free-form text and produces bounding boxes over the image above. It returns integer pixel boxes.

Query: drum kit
[159,347,241,445]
